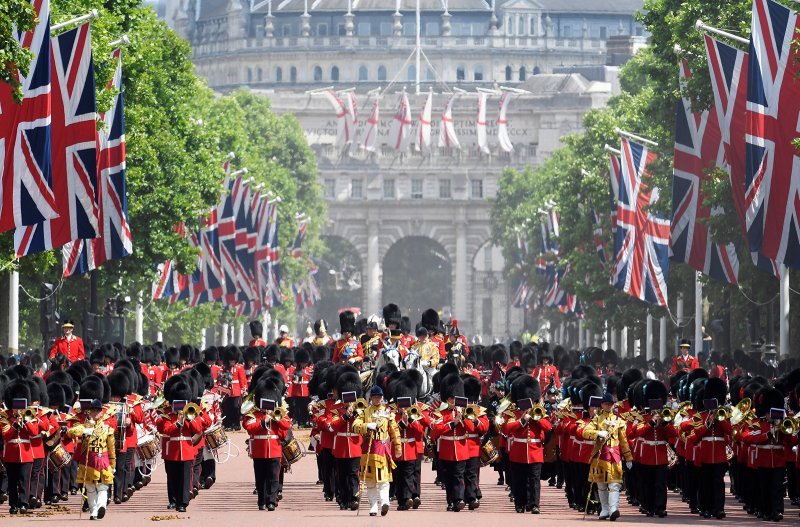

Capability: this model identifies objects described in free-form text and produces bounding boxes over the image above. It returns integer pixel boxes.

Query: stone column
[454,215,467,320]
[366,220,380,316]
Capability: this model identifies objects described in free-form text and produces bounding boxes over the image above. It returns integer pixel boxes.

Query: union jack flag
[670,58,739,284]
[0,0,57,233]
[62,47,131,276]
[608,153,621,234]
[590,205,606,267]
[199,208,224,299]
[288,217,308,258]
[151,260,182,301]
[611,137,670,306]
[16,22,98,256]
[704,35,780,278]
[540,208,559,254]
[234,179,257,300]
[218,170,242,304]
[745,0,800,268]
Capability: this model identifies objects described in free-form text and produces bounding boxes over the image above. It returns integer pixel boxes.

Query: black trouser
[192,449,203,490]
[683,462,699,510]
[412,457,422,498]
[757,467,784,517]
[253,458,281,507]
[69,459,78,491]
[510,461,542,509]
[394,459,416,503]
[335,457,359,506]
[319,448,336,499]
[221,397,241,429]
[30,457,44,502]
[563,461,575,505]
[6,462,33,509]
[201,457,216,482]
[114,450,130,500]
[289,397,310,427]
[786,463,797,501]
[164,460,193,508]
[439,459,466,505]
[638,464,667,513]
[464,456,481,503]
[574,462,591,510]
[699,462,726,514]
[45,463,66,501]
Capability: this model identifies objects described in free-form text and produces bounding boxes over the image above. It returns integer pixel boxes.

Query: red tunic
[287,365,313,398]
[332,337,364,364]
[670,354,699,374]
[156,412,203,461]
[49,336,85,362]
[1,414,41,463]
[630,421,678,465]
[501,411,551,464]
[430,408,475,462]
[242,410,291,458]
[741,420,788,469]
[328,408,362,458]
[689,412,732,465]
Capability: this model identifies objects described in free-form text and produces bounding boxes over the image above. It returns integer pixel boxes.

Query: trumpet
[464,404,484,420]
[659,407,677,422]
[18,407,38,423]
[269,407,286,421]
[527,403,547,421]
[351,398,368,414]
[730,398,752,426]
[406,406,423,422]
[780,416,800,436]
[712,407,731,422]
[183,402,201,421]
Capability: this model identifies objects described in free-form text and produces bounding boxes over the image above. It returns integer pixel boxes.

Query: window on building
[256,67,263,81]
[519,66,526,81]
[337,23,346,36]
[317,23,328,36]
[246,67,252,82]
[411,179,423,199]
[324,178,336,199]
[358,65,369,81]
[562,25,571,38]
[426,22,439,36]
[383,179,396,199]
[456,65,465,81]
[380,22,392,36]
[474,65,484,81]
[426,67,435,81]
[403,23,415,36]
[377,65,387,81]
[530,17,536,35]
[282,24,291,36]
[407,65,416,81]
[357,22,371,36]
[439,179,451,199]
[275,66,283,82]
[505,65,513,81]
[599,26,607,39]
[518,16,524,35]
[506,17,513,35]
[331,66,339,81]
[313,66,323,81]
[471,179,484,199]
[351,178,363,199]
[290,66,297,83]
[533,65,541,75]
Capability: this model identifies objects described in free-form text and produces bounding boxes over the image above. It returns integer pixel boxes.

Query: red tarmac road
[1,430,793,526]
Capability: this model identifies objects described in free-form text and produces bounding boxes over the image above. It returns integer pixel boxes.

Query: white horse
[402,349,434,400]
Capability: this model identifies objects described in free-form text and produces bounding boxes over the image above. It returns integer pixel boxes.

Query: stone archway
[381,236,452,323]
[312,235,363,327]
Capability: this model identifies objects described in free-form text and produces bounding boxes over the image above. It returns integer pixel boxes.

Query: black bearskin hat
[164,347,180,367]
[510,374,541,403]
[244,346,260,365]
[193,362,214,390]
[107,369,131,398]
[400,316,411,334]
[754,386,784,418]
[295,348,310,365]
[335,371,363,398]
[421,309,439,333]
[204,347,219,363]
[579,380,604,409]
[404,369,424,397]
[462,374,482,402]
[313,346,328,363]
[703,378,728,406]
[4,379,32,409]
[339,310,356,334]
[641,380,668,409]
[390,373,419,401]
[437,362,460,382]
[589,347,605,365]
[89,349,104,365]
[254,378,282,407]
[604,349,619,366]
[491,345,508,365]
[179,344,193,363]
[439,374,465,401]
[164,379,193,404]
[222,345,241,363]
[689,378,706,409]
[29,376,46,404]
[250,320,263,338]
[382,303,402,328]
[78,376,104,403]
[47,382,66,408]
[279,348,294,364]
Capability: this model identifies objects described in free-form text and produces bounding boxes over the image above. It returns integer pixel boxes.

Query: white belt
[252,435,279,440]
[336,433,359,438]
[400,438,416,443]
[465,434,479,439]
[510,438,542,444]
[169,436,192,442]
[702,437,726,442]
[756,445,783,450]
[573,439,593,446]
[8,439,31,444]
[641,440,667,446]
[439,435,466,441]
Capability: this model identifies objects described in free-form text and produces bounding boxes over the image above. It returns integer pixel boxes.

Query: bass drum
[48,443,72,470]
[479,438,500,467]
[136,433,161,461]
[282,437,304,466]
[204,424,229,451]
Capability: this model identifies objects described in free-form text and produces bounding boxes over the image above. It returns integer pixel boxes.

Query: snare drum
[281,437,304,465]
[479,438,500,467]
[204,424,228,451]
[136,433,160,461]
[48,443,72,470]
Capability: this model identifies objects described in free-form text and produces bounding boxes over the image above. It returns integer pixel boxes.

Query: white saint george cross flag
[417,91,433,153]
[388,92,412,151]
[362,98,380,152]
[438,94,461,149]
[476,92,490,154]
[323,89,350,146]
[497,91,514,153]
[345,91,358,133]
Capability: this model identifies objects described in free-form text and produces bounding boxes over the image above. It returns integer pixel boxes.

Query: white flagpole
[51,9,98,32]
[780,264,789,356]
[694,272,703,355]
[615,127,659,147]
[695,20,749,46]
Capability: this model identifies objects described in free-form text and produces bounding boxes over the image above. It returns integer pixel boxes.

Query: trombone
[405,406,423,422]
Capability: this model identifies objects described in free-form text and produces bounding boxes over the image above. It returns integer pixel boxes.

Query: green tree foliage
[493,0,789,352]
[0,0,36,102]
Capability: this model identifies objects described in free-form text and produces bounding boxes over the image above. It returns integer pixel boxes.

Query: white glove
[367,422,377,431]
[625,461,633,470]
[348,357,357,364]
[793,445,799,454]
[597,430,608,439]
[421,360,430,367]
[83,428,94,436]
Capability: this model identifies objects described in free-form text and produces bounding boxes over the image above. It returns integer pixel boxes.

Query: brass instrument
[183,402,201,421]
[660,407,676,423]
[528,403,547,421]
[240,393,256,415]
[712,407,731,422]
[270,407,286,421]
[620,409,644,423]
[19,407,38,423]
[672,402,692,427]
[730,398,752,426]
[464,404,485,420]
[406,406,423,422]
[352,398,368,414]
[780,416,800,436]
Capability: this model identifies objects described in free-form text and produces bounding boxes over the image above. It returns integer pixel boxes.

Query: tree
[0,0,36,102]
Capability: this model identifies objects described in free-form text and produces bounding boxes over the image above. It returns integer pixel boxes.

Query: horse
[359,340,402,393]
[403,349,434,400]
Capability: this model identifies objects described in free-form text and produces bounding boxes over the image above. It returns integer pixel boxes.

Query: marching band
[2,306,800,522]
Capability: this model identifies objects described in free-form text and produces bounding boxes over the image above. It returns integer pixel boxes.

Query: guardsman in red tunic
[249,320,268,347]
[327,370,364,510]
[332,311,363,365]
[462,375,488,509]
[688,378,731,519]
[287,348,313,428]
[44,383,72,504]
[242,379,292,511]
[219,346,248,430]
[500,375,552,514]
[670,339,700,374]
[48,320,85,363]
[2,381,42,514]
[310,372,337,502]
[429,374,475,512]
[532,348,562,389]
[156,380,204,513]
[390,372,430,511]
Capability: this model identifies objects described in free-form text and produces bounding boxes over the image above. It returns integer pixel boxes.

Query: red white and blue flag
[0,0,57,233]
[670,58,739,284]
[745,0,800,268]
[540,208,559,254]
[590,205,606,267]
[611,137,670,306]
[289,217,308,258]
[608,153,621,235]
[704,33,779,278]
[218,169,242,304]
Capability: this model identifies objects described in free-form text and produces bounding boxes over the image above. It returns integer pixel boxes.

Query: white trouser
[366,482,390,514]
[598,482,622,513]
[86,483,109,517]
[597,485,609,517]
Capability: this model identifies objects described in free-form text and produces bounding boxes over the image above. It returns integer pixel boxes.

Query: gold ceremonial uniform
[412,340,440,368]
[581,410,632,484]
[353,404,401,483]
[68,419,117,485]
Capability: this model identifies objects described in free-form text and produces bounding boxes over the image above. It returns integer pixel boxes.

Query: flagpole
[135,291,144,343]
[694,272,703,356]
[659,316,667,361]
[646,314,653,360]
[604,144,621,156]
[694,20,749,46]
[780,265,789,357]
[615,127,659,147]
[8,267,19,355]
[50,9,98,32]
[110,35,130,47]
[415,0,421,95]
